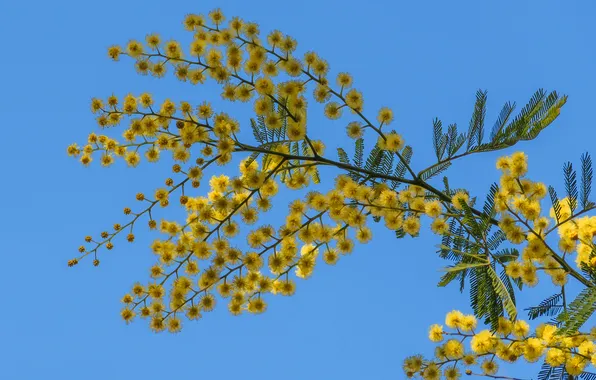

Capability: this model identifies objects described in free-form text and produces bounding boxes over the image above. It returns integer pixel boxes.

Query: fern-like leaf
[250,119,265,144]
[419,161,452,181]
[526,293,563,320]
[581,152,593,209]
[337,148,350,165]
[354,138,364,168]
[557,286,596,334]
[490,101,515,140]
[549,186,563,223]
[432,118,447,161]
[563,161,578,213]
[391,146,413,189]
[487,266,517,321]
[467,89,487,151]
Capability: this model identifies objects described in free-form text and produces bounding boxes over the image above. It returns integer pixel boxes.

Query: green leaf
[354,138,364,168]
[244,151,260,168]
[487,266,517,320]
[549,186,563,223]
[500,269,518,309]
[460,200,483,237]
[537,362,566,380]
[364,145,384,172]
[487,230,506,250]
[557,286,596,334]
[250,118,266,144]
[526,293,563,320]
[438,270,461,288]
[492,248,519,263]
[419,161,452,181]
[337,147,350,165]
[581,152,593,209]
[391,146,413,189]
[290,141,299,156]
[446,122,466,158]
[490,101,515,140]
[500,89,546,139]
[432,118,447,161]
[563,161,578,213]
[395,228,406,239]
[310,167,321,184]
[443,261,489,272]
[467,89,487,151]
[380,150,394,177]
[523,93,566,140]
[478,183,499,233]
[443,176,451,195]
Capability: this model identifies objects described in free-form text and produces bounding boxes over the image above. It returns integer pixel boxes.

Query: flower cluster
[404,310,596,379]
[67,9,422,331]
[489,152,595,289]
[68,8,595,380]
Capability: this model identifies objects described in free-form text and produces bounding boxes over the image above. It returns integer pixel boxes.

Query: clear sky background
[1,0,595,379]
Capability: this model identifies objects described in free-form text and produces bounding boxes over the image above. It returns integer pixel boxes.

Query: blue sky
[1,0,595,379]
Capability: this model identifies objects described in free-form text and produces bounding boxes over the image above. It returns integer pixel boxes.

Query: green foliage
[581,153,594,209]
[564,161,579,213]
[557,286,596,334]
[538,362,596,380]
[423,89,567,180]
[526,293,564,320]
[336,136,414,189]
[549,186,563,223]
[538,363,568,380]
[247,106,288,168]
[391,146,413,189]
[419,161,451,181]
[466,90,487,151]
[437,183,520,329]
[547,154,596,229]
[354,138,364,169]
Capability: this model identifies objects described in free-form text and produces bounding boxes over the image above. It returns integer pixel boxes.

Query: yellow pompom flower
[402,216,421,236]
[445,310,465,329]
[126,40,144,58]
[107,45,121,60]
[356,227,372,243]
[459,315,477,332]
[451,191,469,210]
[377,132,404,152]
[444,339,464,359]
[428,324,444,342]
[523,337,545,362]
[377,107,394,125]
[512,319,530,338]
[545,348,566,367]
[443,367,460,380]
[344,89,363,111]
[425,200,443,218]
[496,156,510,171]
[510,151,528,177]
[422,363,440,380]
[430,218,448,235]
[470,330,496,354]
[125,151,141,167]
[324,102,342,120]
[336,72,353,88]
[579,340,596,357]
[481,359,498,375]
[120,308,135,324]
[566,355,587,376]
